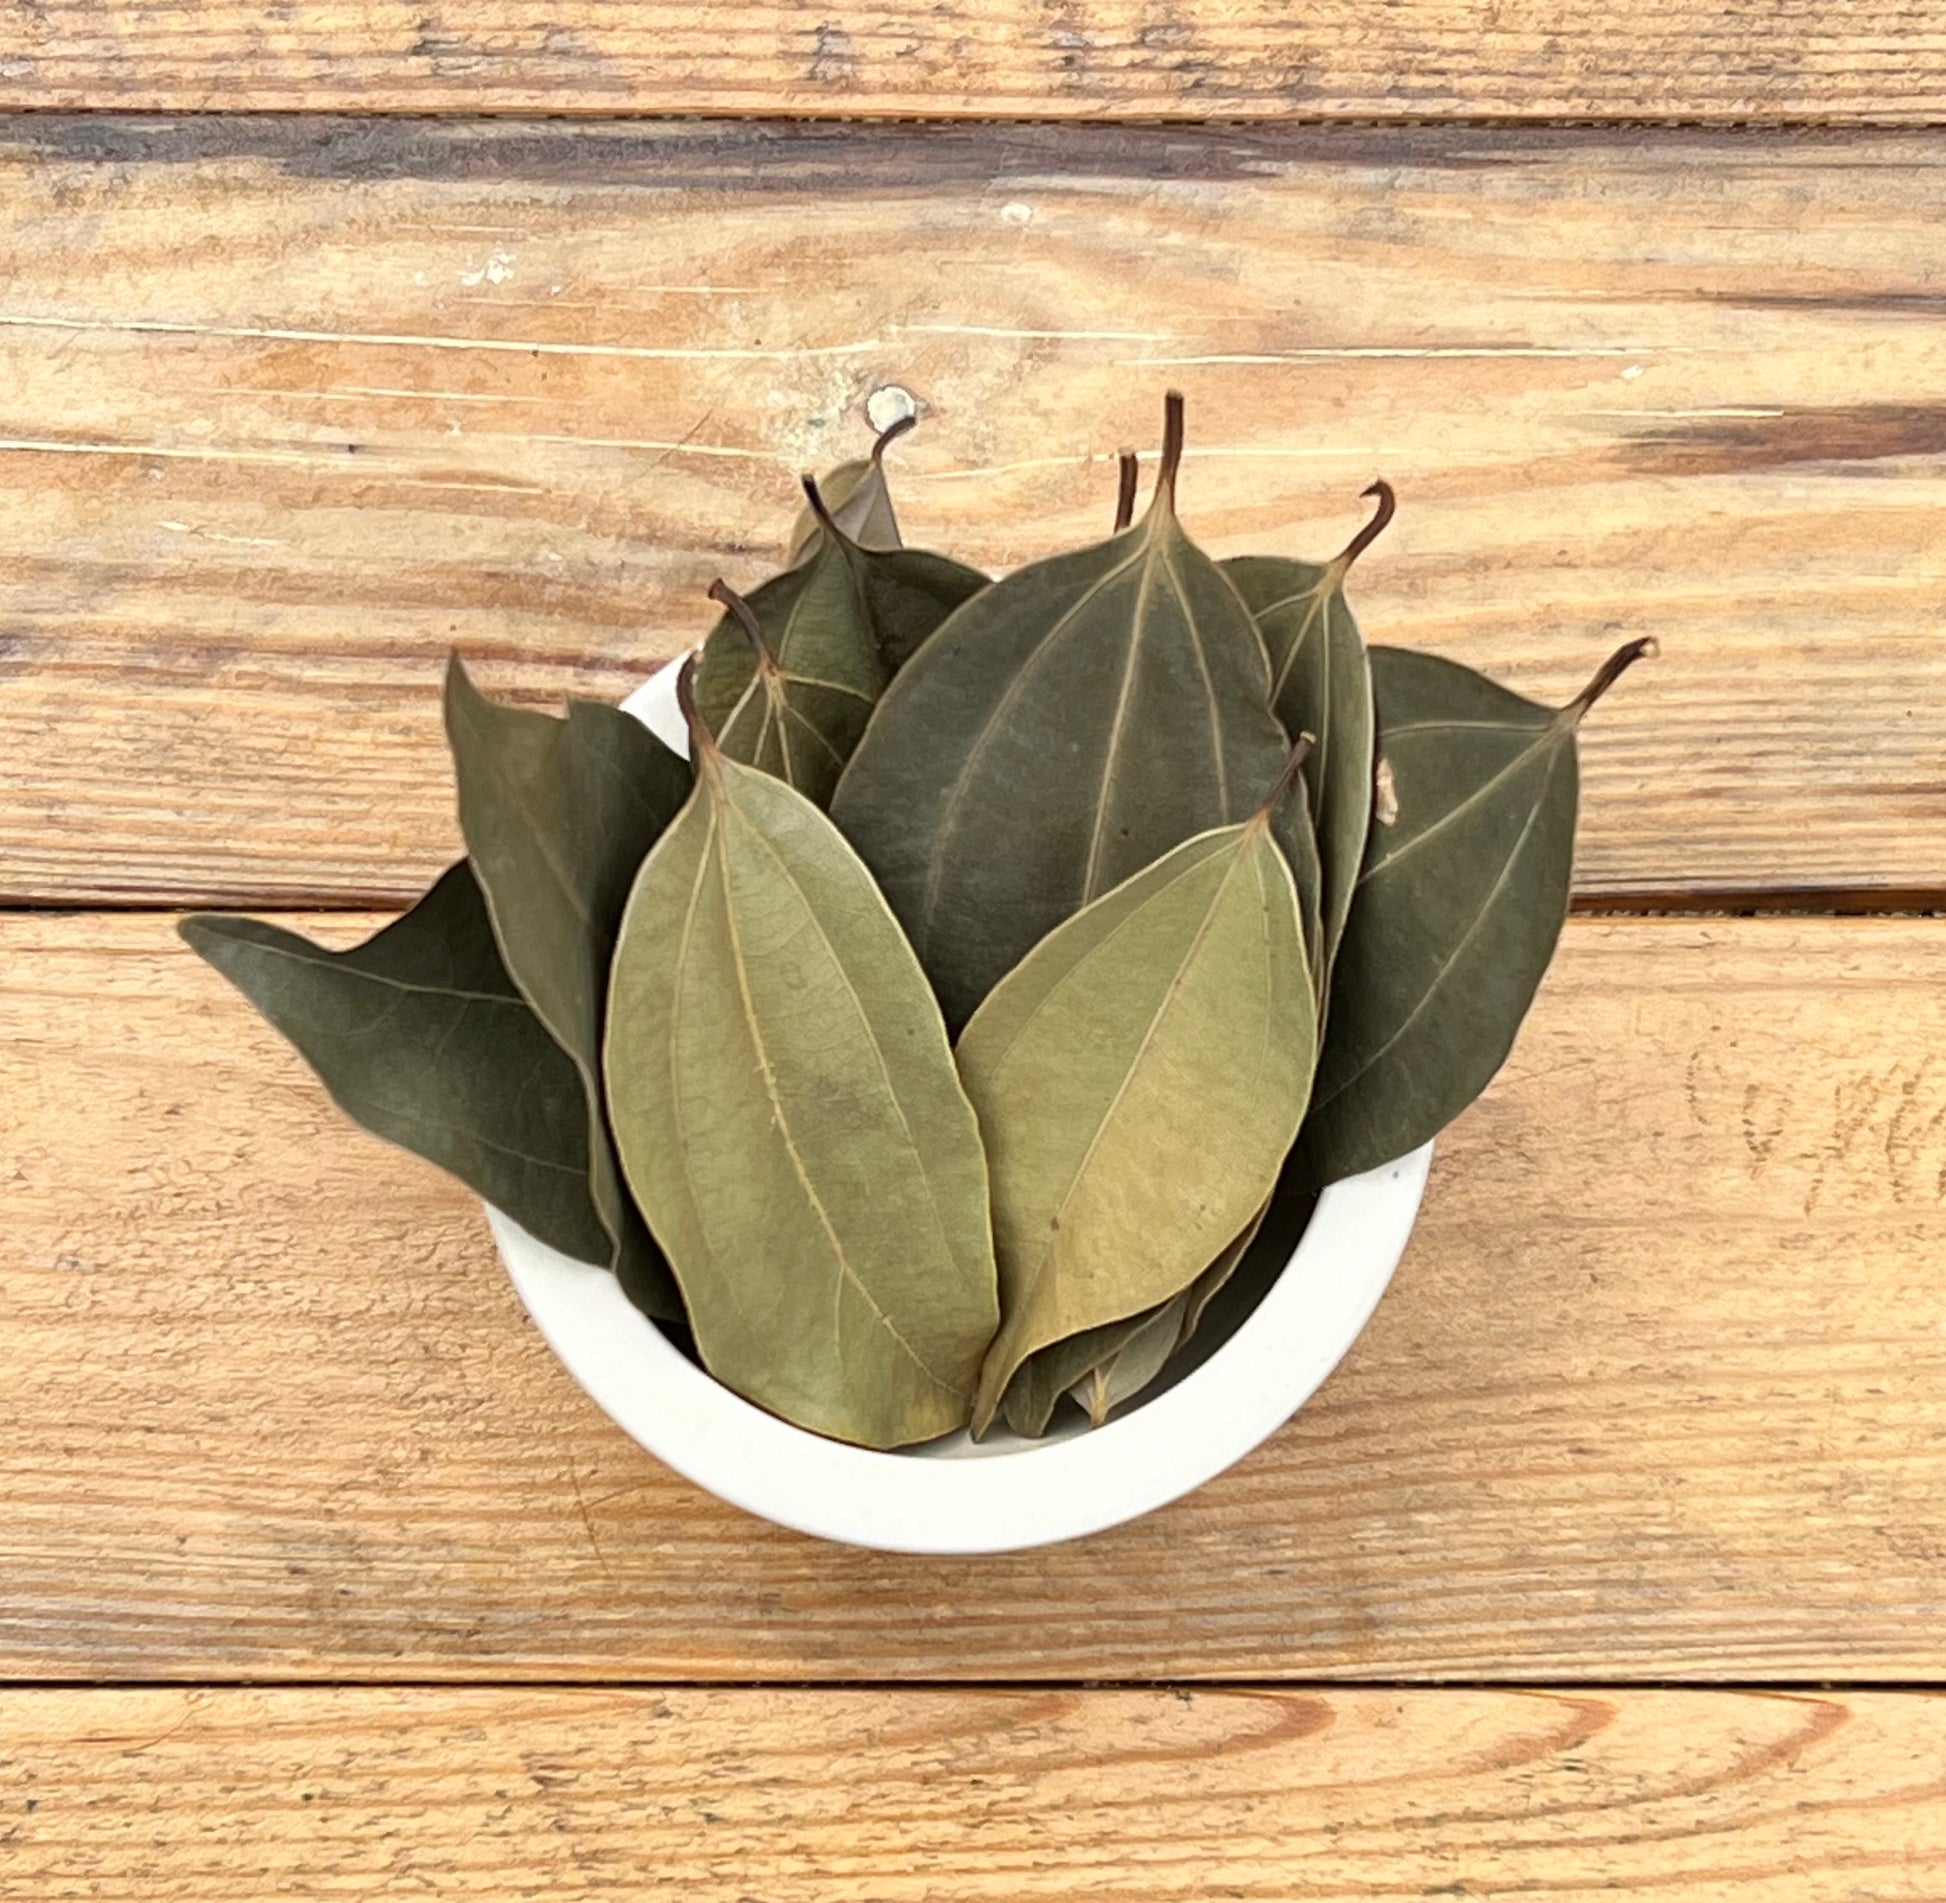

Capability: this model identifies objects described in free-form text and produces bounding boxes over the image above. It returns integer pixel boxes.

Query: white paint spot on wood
[1622,363,1646,379]
[1001,201,1034,227]
[866,385,918,433]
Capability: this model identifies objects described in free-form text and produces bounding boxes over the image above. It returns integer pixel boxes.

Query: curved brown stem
[1334,478,1396,570]
[674,652,716,770]
[1569,635,1658,718]
[799,474,848,548]
[1155,390,1186,514]
[871,410,918,465]
[1114,451,1140,533]
[708,577,780,674]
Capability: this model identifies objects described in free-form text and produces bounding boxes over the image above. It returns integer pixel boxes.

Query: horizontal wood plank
[5,1686,1946,1899]
[5,914,1945,1682]
[5,3,1946,122]
[4,121,1946,907]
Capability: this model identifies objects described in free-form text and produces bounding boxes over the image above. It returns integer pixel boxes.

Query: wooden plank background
[8,914,1944,1682]
[8,1686,1946,1901]
[4,22,1945,1897]
[4,120,1945,909]
[5,1,1946,122]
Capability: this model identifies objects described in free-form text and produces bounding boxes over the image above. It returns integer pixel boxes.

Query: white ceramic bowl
[487,661,1432,1554]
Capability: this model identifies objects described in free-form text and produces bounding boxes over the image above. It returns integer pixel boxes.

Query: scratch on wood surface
[1127,345,1702,364]
[0,312,886,363]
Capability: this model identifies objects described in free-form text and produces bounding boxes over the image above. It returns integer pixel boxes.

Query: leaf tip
[1255,731,1316,824]
[871,410,919,466]
[1569,635,1657,719]
[1113,449,1140,533]
[708,577,780,677]
[675,651,718,769]
[1334,478,1396,572]
[1154,390,1186,514]
[799,473,848,548]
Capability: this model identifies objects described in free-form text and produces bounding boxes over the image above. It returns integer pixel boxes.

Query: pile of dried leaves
[186,395,1649,1450]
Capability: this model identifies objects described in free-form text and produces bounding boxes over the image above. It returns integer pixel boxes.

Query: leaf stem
[675,652,719,775]
[1255,731,1317,821]
[1334,478,1396,571]
[1114,450,1139,533]
[871,411,918,465]
[708,578,781,676]
[1568,636,1658,718]
[799,474,849,548]
[1154,390,1185,514]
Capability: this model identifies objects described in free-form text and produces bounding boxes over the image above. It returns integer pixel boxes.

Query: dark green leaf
[692,565,886,807]
[958,756,1319,1437]
[1223,479,1390,995]
[444,657,692,1320]
[604,665,1001,1449]
[181,864,610,1265]
[832,392,1290,1030]
[1300,637,1655,1184]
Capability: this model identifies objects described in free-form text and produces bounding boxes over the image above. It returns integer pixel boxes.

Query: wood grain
[5,1686,1946,1900]
[5,2,1946,122]
[6,913,1946,1683]
[4,120,1946,908]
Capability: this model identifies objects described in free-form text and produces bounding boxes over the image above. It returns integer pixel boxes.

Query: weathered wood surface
[5,2,1945,122]
[6,1686,1946,1900]
[6,913,1943,1682]
[4,120,1946,908]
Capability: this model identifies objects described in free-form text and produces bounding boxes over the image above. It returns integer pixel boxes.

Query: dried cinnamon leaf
[444,657,691,1319]
[959,748,1319,1437]
[1300,638,1655,1185]
[696,490,986,801]
[181,864,609,1265]
[998,1185,1271,1438]
[833,392,1290,1030]
[605,664,1000,1449]
[1223,479,1389,995]
[786,412,914,563]
[1068,1294,1189,1428]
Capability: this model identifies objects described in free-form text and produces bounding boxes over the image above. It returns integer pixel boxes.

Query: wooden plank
[4,120,1946,909]
[5,4,1946,122]
[5,913,1945,1682]
[6,1686,1946,1900]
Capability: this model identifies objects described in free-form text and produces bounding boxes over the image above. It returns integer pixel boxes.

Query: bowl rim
[484,658,1433,1554]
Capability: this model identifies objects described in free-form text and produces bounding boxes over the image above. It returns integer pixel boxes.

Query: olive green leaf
[998,1183,1270,1439]
[958,747,1320,1437]
[180,863,609,1265]
[1223,479,1391,996]
[444,656,691,1320]
[1068,1293,1188,1428]
[1177,1193,1272,1346]
[605,662,1001,1450]
[1000,1297,1171,1440]
[832,392,1292,1030]
[786,412,914,563]
[1299,637,1656,1186]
